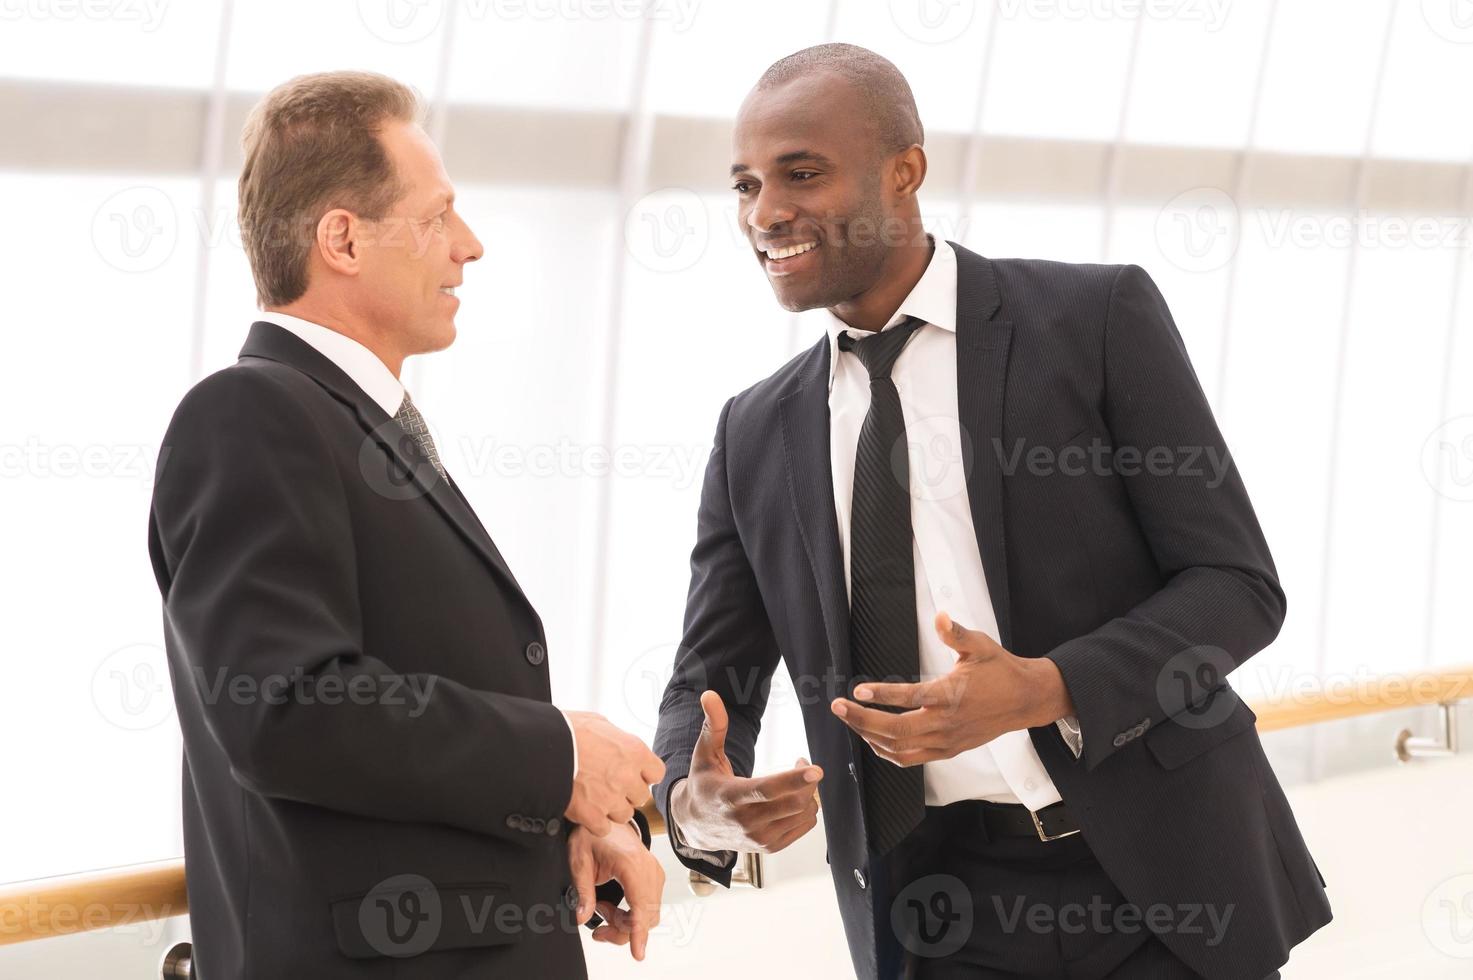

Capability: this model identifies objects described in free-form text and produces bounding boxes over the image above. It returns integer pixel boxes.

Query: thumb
[569,834,597,925]
[696,690,729,762]
[935,611,998,658]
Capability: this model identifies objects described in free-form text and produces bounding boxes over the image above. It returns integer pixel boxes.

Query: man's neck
[827,236,935,334]
[266,303,404,378]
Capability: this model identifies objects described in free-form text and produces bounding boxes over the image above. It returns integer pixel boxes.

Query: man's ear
[316,207,360,277]
[893,144,928,199]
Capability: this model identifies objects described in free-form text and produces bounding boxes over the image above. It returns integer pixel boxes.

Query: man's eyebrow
[729,150,836,176]
[777,150,835,168]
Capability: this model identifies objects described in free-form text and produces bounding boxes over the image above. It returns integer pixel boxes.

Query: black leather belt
[977,800,1081,842]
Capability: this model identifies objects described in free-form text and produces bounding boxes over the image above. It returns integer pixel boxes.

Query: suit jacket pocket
[332,879,519,959]
[1144,685,1258,770]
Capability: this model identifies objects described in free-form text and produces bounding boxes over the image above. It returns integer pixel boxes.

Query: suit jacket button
[506,814,521,830]
[525,641,546,666]
[563,885,579,911]
[848,763,858,780]
[1112,733,1127,747]
[519,817,535,832]
[853,869,866,890]
[531,818,546,833]
[546,818,562,836]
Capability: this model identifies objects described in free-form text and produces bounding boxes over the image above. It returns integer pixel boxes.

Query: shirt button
[1024,778,1038,792]
[941,586,953,599]
[853,869,867,890]
[525,641,546,666]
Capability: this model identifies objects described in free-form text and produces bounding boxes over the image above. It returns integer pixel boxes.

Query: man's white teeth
[766,242,817,260]
[439,287,456,296]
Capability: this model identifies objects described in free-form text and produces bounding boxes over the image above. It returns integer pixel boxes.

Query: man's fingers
[568,837,596,925]
[735,762,822,805]
[831,698,927,740]
[861,734,941,768]
[639,749,666,787]
[934,611,999,658]
[852,677,958,709]
[591,902,631,946]
[581,811,614,837]
[696,690,729,761]
[628,902,654,961]
[765,808,820,852]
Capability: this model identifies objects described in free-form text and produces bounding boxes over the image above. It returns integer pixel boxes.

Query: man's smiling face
[730,72,897,313]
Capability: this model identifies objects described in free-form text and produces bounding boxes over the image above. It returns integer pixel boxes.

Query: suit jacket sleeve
[147,367,574,843]
[651,397,782,886]
[1044,264,1287,771]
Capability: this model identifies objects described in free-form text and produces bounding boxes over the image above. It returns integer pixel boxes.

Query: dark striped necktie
[838,315,926,856]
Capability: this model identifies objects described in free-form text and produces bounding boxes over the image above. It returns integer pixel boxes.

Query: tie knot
[838,316,923,381]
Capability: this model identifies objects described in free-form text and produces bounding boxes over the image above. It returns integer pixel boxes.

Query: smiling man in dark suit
[148,71,665,978]
[652,44,1330,979]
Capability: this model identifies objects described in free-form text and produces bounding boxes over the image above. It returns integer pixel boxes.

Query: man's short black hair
[756,43,924,154]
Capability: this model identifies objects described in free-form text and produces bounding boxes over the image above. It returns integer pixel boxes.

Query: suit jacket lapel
[950,243,1016,649]
[237,321,537,616]
[778,339,854,681]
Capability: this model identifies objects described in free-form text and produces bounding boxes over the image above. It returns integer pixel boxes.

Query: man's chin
[770,284,830,314]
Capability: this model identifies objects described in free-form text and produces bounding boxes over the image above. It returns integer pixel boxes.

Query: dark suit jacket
[653,244,1331,980]
[148,322,623,978]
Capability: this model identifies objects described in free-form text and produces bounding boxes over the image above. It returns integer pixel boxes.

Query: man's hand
[670,690,822,853]
[830,612,1076,767]
[567,822,665,961]
[564,712,666,837]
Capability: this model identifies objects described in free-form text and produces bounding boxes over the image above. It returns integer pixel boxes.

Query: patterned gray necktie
[392,392,448,481]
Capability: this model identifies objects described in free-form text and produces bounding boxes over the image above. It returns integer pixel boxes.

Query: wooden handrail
[0,859,186,947]
[0,804,665,947]
[1250,663,1473,732]
[5,666,1470,946]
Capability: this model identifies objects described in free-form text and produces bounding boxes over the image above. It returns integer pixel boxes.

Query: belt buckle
[1029,807,1081,843]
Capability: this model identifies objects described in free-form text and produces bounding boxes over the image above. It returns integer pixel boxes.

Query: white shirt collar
[823,235,957,391]
[258,312,406,417]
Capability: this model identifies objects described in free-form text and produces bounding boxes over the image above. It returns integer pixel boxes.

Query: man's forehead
[733,76,871,164]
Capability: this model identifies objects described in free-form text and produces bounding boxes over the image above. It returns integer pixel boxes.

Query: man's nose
[747,186,796,235]
[453,214,483,264]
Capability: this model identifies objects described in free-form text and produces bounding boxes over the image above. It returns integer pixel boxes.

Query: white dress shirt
[824,238,1078,812]
[263,311,405,416]
[255,312,582,776]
